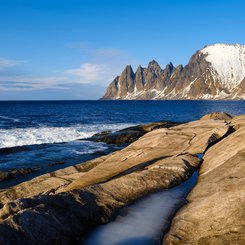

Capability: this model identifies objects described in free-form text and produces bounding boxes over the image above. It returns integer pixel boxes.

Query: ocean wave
[0,116,20,122]
[0,123,134,149]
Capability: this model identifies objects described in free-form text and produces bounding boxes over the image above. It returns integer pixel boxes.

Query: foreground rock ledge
[0,112,243,244]
[163,114,245,245]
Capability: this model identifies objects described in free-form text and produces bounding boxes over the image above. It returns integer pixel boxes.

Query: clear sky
[0,0,245,100]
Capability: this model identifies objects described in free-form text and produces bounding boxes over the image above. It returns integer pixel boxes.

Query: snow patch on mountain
[201,44,245,89]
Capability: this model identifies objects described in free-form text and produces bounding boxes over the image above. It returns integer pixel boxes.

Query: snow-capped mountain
[102,44,245,100]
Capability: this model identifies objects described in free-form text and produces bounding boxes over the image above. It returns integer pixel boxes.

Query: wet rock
[92,130,112,137]
[0,146,27,154]
[0,168,39,182]
[0,144,46,155]
[90,129,145,145]
[89,121,180,145]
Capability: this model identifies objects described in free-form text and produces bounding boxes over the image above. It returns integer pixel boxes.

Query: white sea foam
[0,123,134,149]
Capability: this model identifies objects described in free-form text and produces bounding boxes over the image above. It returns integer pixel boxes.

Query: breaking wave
[0,123,133,149]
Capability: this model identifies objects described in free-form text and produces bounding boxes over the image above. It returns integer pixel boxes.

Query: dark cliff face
[102,65,134,99]
[135,66,145,91]
[102,45,245,100]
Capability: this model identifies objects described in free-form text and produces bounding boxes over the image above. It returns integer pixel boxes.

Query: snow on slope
[201,44,245,89]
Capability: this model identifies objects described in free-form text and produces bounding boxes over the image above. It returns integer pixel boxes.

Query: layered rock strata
[0,121,179,187]
[0,113,243,244]
[163,114,245,244]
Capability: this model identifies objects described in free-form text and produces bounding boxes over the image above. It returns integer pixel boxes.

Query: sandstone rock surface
[0,113,243,244]
[163,115,245,244]
[0,154,201,245]
[62,119,229,191]
[200,111,233,121]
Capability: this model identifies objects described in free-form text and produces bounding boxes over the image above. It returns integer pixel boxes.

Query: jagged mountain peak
[176,64,183,71]
[165,62,175,72]
[147,59,161,69]
[147,60,162,78]
[102,43,245,100]
[122,65,134,73]
[136,65,143,71]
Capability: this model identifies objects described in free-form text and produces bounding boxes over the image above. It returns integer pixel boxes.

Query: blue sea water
[1,100,245,130]
[0,100,244,186]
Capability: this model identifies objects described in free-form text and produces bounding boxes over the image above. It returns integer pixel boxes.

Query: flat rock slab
[0,155,108,207]
[63,119,230,191]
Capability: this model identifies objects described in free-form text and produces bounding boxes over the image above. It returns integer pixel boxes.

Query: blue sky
[0,0,245,100]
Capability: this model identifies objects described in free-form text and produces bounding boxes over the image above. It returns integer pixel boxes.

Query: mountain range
[102,43,245,100]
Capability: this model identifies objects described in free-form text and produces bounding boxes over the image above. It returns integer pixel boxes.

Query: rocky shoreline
[0,121,178,188]
[0,112,244,244]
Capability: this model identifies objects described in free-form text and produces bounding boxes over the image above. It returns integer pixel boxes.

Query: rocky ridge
[102,44,245,100]
[0,113,244,244]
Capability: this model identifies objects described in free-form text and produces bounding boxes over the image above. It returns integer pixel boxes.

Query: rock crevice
[0,112,244,244]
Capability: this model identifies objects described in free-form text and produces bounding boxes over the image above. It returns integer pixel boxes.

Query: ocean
[0,100,245,186]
